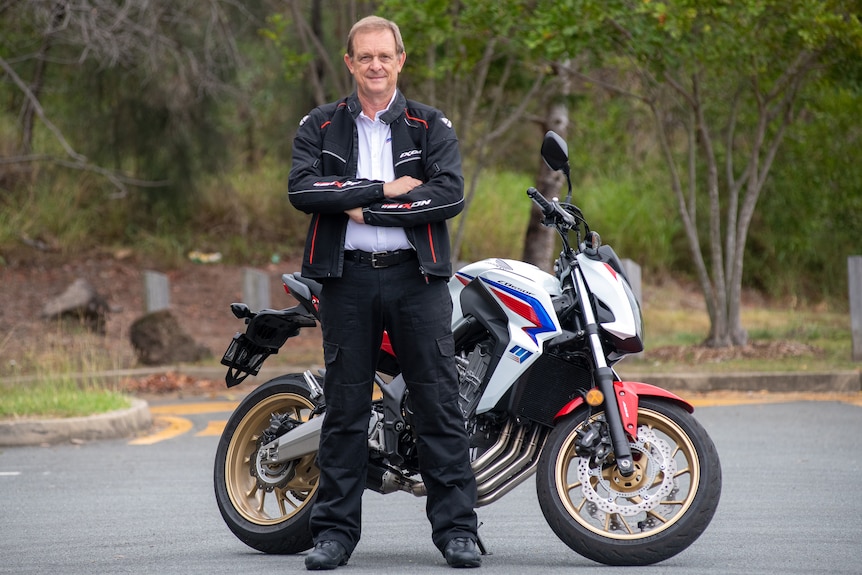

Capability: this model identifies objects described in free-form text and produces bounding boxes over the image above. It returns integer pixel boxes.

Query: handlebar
[527,186,553,215]
[527,187,576,228]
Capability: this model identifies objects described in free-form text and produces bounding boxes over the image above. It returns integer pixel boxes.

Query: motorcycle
[213,131,722,566]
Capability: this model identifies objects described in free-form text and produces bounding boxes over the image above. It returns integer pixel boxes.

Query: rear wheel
[213,375,321,554]
[536,398,721,565]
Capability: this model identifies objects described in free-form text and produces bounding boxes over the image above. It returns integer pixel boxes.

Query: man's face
[344,28,406,103]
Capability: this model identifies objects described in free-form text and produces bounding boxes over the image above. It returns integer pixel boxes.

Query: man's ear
[344,53,354,74]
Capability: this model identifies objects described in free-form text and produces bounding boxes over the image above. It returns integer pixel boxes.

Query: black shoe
[444,537,481,568]
[305,540,349,571]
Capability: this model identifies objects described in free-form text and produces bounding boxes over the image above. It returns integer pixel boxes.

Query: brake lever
[552,199,577,228]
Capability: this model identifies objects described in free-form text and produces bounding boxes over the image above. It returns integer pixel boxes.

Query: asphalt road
[1,397,860,575]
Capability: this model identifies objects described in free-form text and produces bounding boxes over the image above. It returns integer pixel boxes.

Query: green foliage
[68,66,228,215]
[578,171,680,271]
[751,84,862,304]
[260,13,315,83]
[191,158,309,265]
[257,4,358,107]
[0,163,125,251]
[452,170,533,262]
[562,94,682,270]
[0,378,129,419]
[378,0,541,141]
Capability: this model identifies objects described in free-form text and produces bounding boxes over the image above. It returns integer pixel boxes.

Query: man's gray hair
[347,15,405,57]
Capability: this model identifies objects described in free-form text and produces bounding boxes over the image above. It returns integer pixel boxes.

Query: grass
[0,326,133,420]
[0,376,130,420]
[623,280,857,374]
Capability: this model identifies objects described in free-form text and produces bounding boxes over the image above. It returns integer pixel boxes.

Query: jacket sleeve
[288,108,385,215]
[361,111,465,227]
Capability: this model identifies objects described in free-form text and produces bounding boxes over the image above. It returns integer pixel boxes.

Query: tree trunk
[664,56,807,347]
[521,159,563,271]
[19,36,51,155]
[521,99,568,271]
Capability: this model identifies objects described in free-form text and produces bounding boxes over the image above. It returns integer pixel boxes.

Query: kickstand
[476,521,491,556]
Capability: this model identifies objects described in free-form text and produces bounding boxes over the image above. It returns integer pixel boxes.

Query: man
[288,15,480,571]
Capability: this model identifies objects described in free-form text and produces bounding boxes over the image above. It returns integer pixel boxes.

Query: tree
[530,0,862,346]
[520,65,571,269]
[0,0,259,196]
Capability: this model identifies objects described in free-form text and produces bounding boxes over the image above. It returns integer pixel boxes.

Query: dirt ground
[0,247,323,394]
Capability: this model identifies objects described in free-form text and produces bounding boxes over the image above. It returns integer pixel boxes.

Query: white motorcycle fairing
[449,258,563,414]
[576,254,644,357]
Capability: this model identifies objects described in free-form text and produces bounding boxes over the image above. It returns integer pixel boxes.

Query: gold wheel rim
[555,408,700,540]
[225,393,319,525]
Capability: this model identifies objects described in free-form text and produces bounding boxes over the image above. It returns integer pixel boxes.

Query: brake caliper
[574,418,612,465]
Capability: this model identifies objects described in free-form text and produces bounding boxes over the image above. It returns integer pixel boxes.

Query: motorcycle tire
[536,397,721,566]
[213,374,321,554]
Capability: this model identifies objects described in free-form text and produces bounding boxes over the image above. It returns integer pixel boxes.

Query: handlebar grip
[527,187,554,216]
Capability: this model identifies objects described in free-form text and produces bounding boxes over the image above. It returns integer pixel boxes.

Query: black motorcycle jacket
[288,90,464,280]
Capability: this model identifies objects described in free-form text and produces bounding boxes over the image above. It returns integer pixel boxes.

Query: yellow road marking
[129,415,194,445]
[148,402,238,415]
[196,420,227,437]
[678,391,862,408]
[130,402,237,444]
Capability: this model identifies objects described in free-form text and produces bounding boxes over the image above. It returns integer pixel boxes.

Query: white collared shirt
[344,93,411,252]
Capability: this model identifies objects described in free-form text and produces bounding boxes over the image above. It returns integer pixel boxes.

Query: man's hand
[346,177,423,222]
[383,176,422,198]
[345,207,365,223]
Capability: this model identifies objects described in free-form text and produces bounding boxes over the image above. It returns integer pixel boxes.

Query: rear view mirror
[541,131,570,175]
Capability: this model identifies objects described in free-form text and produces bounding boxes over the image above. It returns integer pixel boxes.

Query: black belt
[344,249,416,268]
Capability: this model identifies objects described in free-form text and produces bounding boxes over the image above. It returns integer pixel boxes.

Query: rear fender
[555,381,694,437]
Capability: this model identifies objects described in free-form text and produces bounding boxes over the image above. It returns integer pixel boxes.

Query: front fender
[555,381,694,436]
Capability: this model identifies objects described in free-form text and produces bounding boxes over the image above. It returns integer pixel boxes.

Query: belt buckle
[371,251,388,268]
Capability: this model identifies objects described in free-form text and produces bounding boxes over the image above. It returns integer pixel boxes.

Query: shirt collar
[347,90,406,125]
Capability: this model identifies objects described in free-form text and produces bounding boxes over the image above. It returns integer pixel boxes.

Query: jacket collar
[345,90,406,125]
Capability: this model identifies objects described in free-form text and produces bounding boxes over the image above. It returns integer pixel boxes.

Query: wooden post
[849,256,862,361]
[242,268,271,312]
[143,271,170,312]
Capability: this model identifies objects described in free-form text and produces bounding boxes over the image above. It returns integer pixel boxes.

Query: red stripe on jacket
[309,215,320,264]
[427,224,437,263]
[405,110,428,129]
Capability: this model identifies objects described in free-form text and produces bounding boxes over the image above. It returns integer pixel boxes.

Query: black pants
[310,255,478,555]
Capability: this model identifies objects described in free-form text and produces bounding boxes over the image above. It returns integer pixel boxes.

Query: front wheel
[213,374,321,554]
[536,398,721,566]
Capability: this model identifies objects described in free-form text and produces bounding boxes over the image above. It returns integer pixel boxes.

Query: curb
[0,398,152,447]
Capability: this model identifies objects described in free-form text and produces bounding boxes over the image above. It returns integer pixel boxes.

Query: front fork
[572,267,635,477]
